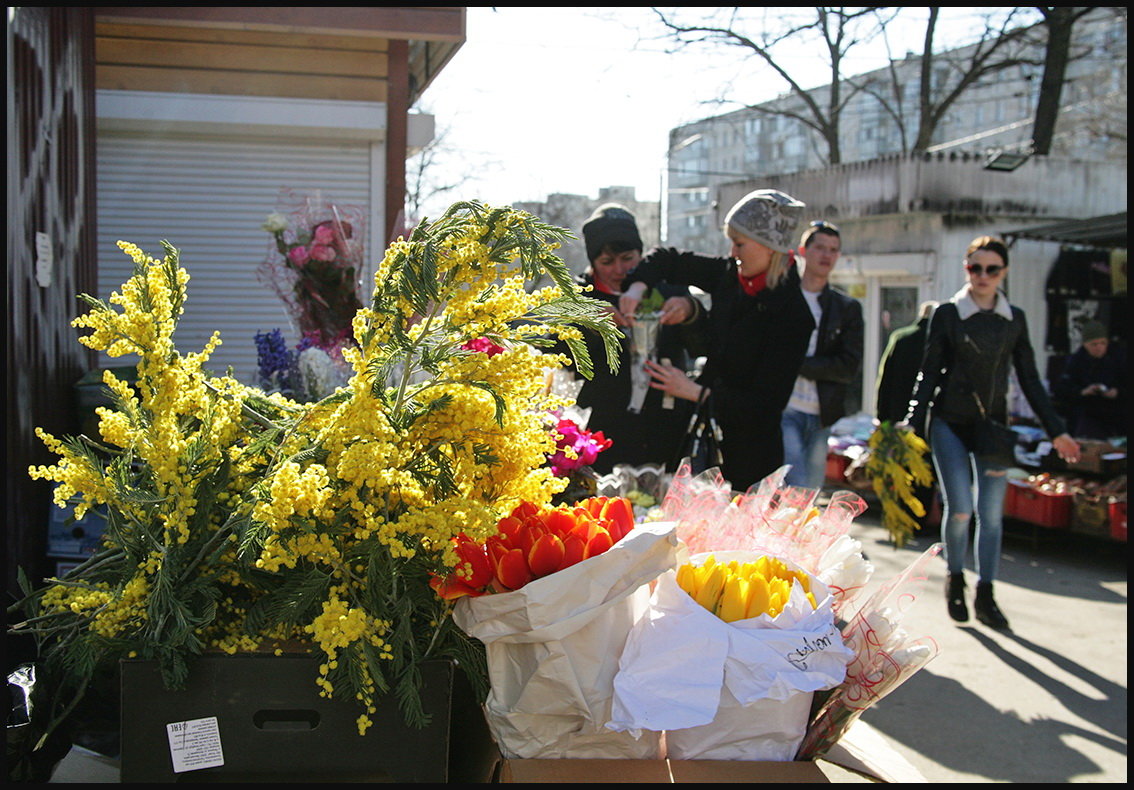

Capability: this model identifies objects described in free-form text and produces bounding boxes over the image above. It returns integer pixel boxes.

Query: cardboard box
[119,655,497,783]
[1044,440,1126,476]
[497,758,832,783]
[495,720,927,784]
[1071,491,1112,537]
[1006,480,1072,529]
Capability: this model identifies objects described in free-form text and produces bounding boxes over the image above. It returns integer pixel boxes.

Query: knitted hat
[582,204,642,263]
[723,189,806,253]
[1080,320,1108,343]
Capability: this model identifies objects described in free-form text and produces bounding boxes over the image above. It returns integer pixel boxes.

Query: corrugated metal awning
[1003,212,1127,249]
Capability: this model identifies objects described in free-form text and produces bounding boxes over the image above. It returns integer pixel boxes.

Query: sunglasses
[966,263,1005,277]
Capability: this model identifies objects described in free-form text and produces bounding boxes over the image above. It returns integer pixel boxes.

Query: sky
[412,7,1016,220]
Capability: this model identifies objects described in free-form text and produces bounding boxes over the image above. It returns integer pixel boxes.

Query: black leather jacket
[906,298,1066,442]
[797,284,864,427]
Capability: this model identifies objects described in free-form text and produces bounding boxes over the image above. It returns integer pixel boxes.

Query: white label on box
[166,716,224,773]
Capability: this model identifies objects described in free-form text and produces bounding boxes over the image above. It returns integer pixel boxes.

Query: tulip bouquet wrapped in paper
[609,551,853,760]
[434,498,680,758]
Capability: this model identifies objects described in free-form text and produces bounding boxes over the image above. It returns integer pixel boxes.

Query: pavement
[845,498,1128,783]
[41,492,1129,783]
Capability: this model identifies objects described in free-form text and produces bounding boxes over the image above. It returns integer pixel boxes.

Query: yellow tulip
[716,577,749,623]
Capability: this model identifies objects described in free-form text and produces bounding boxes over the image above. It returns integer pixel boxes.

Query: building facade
[661,8,1127,418]
[666,8,1127,254]
[514,186,661,277]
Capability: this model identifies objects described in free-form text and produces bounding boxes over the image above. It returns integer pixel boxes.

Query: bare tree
[405,111,491,226]
[651,7,885,166]
[652,7,1059,159]
[1030,7,1096,155]
[867,8,1041,153]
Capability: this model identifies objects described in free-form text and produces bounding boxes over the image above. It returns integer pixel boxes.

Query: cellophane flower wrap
[449,499,680,759]
[259,189,365,357]
[795,543,942,760]
[13,201,624,738]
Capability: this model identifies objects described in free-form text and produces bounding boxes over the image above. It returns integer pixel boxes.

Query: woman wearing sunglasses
[905,236,1080,630]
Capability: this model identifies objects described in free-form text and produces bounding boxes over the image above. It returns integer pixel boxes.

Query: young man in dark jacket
[781,221,864,489]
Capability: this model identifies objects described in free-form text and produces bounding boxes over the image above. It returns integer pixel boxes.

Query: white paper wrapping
[452,522,681,758]
[608,551,854,760]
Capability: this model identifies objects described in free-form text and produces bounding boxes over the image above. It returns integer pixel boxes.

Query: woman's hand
[658,296,693,325]
[1052,433,1081,464]
[618,282,648,324]
[644,358,703,402]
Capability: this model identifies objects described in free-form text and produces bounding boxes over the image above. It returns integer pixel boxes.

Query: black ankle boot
[974,582,1010,630]
[946,572,968,622]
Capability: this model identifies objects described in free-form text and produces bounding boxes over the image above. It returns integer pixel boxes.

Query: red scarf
[737,268,768,296]
[591,278,618,296]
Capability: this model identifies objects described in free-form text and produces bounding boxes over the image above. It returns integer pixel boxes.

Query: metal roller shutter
[96,132,374,384]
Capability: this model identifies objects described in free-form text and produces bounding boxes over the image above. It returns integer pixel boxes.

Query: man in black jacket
[781,221,864,489]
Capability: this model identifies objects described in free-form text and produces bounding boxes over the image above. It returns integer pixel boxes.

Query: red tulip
[495,548,533,591]
[544,507,577,538]
[429,574,487,601]
[583,527,614,560]
[600,498,635,542]
[452,533,493,589]
[561,534,587,568]
[528,533,566,577]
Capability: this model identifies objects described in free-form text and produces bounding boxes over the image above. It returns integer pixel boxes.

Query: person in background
[570,204,705,473]
[780,221,864,490]
[876,300,940,529]
[618,189,814,492]
[904,236,1079,631]
[875,301,938,424]
[1054,319,1126,440]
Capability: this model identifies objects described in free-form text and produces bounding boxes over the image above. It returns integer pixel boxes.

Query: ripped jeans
[930,418,1011,583]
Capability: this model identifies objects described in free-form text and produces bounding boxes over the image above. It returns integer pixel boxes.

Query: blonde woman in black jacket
[619,190,815,493]
[905,236,1080,630]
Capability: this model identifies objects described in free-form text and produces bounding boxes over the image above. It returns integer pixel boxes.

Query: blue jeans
[930,418,1011,583]
[781,408,830,490]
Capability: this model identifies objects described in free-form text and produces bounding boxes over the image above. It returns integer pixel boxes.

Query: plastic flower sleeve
[814,534,875,618]
[662,464,867,576]
[795,543,943,760]
[452,522,681,759]
[626,313,660,413]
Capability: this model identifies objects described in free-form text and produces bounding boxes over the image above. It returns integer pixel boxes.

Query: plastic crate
[824,452,850,484]
[119,656,497,783]
[1110,500,1127,542]
[1006,480,1072,529]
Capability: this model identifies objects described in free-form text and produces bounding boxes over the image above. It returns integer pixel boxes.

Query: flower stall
[9,201,938,783]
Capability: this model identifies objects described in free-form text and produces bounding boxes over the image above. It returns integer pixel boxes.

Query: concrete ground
[846,503,1128,783]
[42,495,1129,783]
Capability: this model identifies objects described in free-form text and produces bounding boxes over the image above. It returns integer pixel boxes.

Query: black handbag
[972,392,1017,467]
[672,388,723,474]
